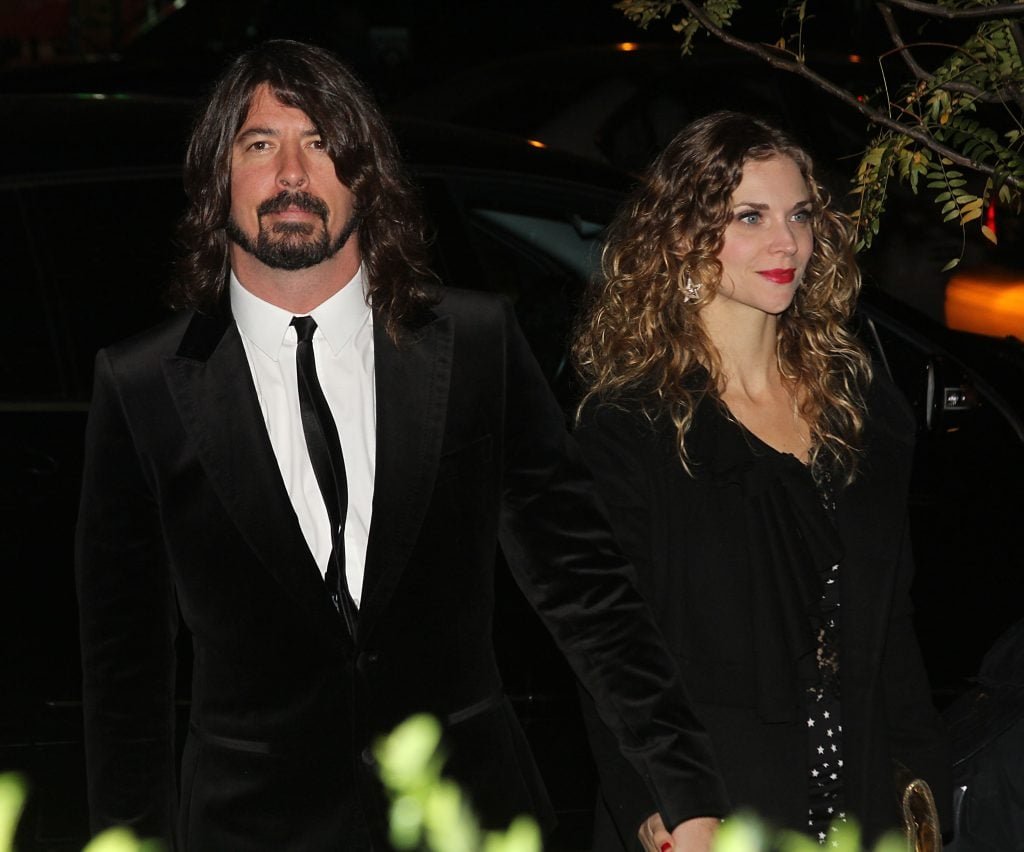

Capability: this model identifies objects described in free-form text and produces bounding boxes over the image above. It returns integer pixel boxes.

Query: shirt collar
[230,266,371,361]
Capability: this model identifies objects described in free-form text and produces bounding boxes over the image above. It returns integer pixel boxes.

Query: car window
[467,208,602,387]
[861,310,1024,699]
[417,172,615,405]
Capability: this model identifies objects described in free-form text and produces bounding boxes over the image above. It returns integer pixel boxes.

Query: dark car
[2,92,1022,850]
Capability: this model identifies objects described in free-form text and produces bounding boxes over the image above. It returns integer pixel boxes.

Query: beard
[226,190,360,271]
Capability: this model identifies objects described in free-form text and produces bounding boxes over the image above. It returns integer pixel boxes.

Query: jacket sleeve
[75,348,178,841]
[573,399,705,844]
[493,300,727,834]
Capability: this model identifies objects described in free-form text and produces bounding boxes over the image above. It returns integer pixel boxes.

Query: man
[76,40,726,851]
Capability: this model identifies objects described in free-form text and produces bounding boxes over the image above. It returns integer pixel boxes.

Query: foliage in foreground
[376,714,909,852]
[0,714,910,851]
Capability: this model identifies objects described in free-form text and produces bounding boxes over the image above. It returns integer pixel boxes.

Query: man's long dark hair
[172,39,437,338]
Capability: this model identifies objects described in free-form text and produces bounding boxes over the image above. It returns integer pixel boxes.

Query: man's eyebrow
[234,124,323,143]
[235,126,278,142]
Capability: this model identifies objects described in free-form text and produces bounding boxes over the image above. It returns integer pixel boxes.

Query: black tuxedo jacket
[75,287,727,851]
[575,378,951,847]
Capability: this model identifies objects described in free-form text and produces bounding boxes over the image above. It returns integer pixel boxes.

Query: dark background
[0,0,885,100]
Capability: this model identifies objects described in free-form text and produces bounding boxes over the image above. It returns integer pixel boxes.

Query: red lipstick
[758,268,796,284]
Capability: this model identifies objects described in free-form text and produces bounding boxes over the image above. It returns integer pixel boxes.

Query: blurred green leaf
[713,812,768,851]
[82,827,160,852]
[0,773,27,852]
[375,713,445,793]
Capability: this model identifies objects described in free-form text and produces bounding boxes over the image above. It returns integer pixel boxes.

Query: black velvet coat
[75,288,727,851]
[575,377,951,848]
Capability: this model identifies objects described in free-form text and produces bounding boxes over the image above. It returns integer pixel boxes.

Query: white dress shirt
[230,268,375,605]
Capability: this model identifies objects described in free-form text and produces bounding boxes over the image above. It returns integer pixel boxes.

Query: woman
[572,112,950,848]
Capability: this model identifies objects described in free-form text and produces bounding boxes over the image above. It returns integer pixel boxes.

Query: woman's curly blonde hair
[573,111,873,486]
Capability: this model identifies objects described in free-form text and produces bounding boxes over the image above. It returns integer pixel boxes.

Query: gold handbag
[894,761,942,852]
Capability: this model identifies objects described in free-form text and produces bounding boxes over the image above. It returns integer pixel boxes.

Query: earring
[684,276,701,303]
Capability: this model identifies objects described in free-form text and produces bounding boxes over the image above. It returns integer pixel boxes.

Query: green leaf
[873,830,913,852]
[713,812,769,851]
[82,827,160,852]
[0,774,28,852]
[424,779,479,852]
[483,817,542,852]
[774,828,821,851]
[388,796,424,850]
[942,257,962,272]
[375,714,444,794]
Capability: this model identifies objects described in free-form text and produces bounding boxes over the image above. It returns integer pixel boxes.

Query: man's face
[226,84,358,271]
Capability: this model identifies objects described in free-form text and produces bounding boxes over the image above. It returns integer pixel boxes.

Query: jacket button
[356,650,379,673]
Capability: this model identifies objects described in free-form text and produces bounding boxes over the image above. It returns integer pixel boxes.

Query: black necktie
[291,315,358,636]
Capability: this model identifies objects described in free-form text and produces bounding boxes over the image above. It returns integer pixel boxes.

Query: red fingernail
[661,843,671,852]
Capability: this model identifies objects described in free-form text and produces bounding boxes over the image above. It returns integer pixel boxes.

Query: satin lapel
[358,313,453,642]
[162,311,347,652]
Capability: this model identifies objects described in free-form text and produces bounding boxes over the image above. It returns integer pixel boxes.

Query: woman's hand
[638,812,719,852]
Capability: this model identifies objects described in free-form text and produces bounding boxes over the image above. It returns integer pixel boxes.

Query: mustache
[257,191,330,219]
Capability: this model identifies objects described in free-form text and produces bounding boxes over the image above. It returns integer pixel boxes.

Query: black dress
[739,432,848,845]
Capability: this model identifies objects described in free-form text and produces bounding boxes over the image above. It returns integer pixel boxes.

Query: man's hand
[638,812,718,852]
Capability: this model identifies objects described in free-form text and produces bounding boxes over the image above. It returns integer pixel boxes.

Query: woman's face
[712,154,814,317]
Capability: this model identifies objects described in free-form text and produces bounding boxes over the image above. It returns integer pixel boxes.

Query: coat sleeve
[75,348,178,841]
[493,300,727,834]
[572,400,689,845]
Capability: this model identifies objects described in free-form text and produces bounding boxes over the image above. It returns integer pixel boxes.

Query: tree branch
[877,2,1024,109]
[878,3,933,82]
[883,0,1024,20]
[677,0,1024,187]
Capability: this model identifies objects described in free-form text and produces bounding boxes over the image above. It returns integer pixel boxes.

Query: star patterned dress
[805,563,846,844]
[805,481,847,846]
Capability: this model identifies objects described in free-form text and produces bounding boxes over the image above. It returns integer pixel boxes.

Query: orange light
[616,42,640,52]
[527,139,546,149]
[848,54,862,63]
[946,267,1024,339]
